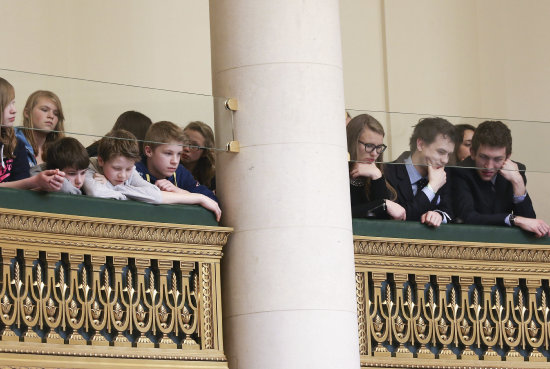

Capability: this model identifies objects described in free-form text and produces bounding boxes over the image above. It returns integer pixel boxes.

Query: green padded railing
[0,188,219,226]
[353,218,550,245]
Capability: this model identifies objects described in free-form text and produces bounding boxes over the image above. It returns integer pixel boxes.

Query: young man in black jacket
[452,120,549,237]
[385,117,456,227]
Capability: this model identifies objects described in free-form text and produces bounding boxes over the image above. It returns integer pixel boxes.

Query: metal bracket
[225,98,238,111]
[226,141,240,153]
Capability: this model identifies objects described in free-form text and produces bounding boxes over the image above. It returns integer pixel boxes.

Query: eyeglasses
[358,140,387,154]
[183,139,202,152]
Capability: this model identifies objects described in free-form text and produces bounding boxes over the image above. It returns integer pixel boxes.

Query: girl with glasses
[347,114,406,220]
[181,121,216,191]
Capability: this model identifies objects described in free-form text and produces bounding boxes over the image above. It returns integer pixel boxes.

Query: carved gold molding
[355,235,550,368]
[0,208,231,246]
[0,206,230,368]
[355,236,550,264]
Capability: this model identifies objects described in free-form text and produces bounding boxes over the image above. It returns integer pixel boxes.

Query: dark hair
[88,111,152,157]
[46,137,89,170]
[113,111,152,155]
[454,124,476,145]
[471,120,512,156]
[98,129,141,162]
[409,117,457,153]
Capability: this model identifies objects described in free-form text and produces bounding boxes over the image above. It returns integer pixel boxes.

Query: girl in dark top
[0,77,64,190]
[347,114,406,220]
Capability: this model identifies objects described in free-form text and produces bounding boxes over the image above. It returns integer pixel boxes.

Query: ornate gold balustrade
[0,188,231,368]
[354,219,550,369]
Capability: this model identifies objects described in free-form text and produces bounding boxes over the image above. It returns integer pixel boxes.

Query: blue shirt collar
[404,155,424,185]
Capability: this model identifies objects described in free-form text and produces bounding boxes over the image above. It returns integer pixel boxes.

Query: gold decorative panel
[0,207,231,368]
[355,236,550,369]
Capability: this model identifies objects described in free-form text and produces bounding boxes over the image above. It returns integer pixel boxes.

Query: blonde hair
[0,78,17,159]
[144,121,186,150]
[183,121,215,188]
[22,90,66,161]
[346,114,397,201]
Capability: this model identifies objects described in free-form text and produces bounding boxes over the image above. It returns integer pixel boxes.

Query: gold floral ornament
[1,295,12,318]
[438,318,449,340]
[23,297,34,321]
[504,320,516,342]
[527,320,539,342]
[482,319,494,341]
[373,314,384,338]
[91,301,102,325]
[68,300,79,324]
[45,298,57,322]
[136,304,147,328]
[416,316,427,339]
[113,302,124,327]
[158,305,169,329]
[459,319,471,340]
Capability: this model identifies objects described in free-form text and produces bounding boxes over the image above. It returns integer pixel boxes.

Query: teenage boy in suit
[452,120,549,237]
[385,117,456,227]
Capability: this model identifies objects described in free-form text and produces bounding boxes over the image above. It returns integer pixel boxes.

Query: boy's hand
[499,159,526,196]
[201,196,222,222]
[155,179,177,192]
[514,216,550,238]
[93,173,107,184]
[421,211,443,227]
[155,179,189,193]
[427,163,446,193]
[36,169,65,192]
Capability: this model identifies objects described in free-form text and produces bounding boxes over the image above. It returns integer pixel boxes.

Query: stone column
[210,1,359,368]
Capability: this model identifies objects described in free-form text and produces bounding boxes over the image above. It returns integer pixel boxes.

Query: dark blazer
[383,152,453,221]
[451,157,535,225]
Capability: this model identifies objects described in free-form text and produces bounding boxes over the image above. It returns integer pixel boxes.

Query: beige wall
[341,0,550,221]
[2,0,548,219]
[1,0,216,147]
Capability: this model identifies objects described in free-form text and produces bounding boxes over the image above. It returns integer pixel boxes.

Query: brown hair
[22,90,66,161]
[0,78,17,159]
[409,117,456,153]
[471,120,512,157]
[98,129,141,162]
[183,121,216,188]
[144,121,186,150]
[346,114,397,201]
[46,137,89,171]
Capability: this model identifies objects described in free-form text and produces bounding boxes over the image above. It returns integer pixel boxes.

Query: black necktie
[417,177,429,191]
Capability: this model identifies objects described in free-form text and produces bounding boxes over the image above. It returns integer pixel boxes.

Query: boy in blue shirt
[135,121,217,201]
